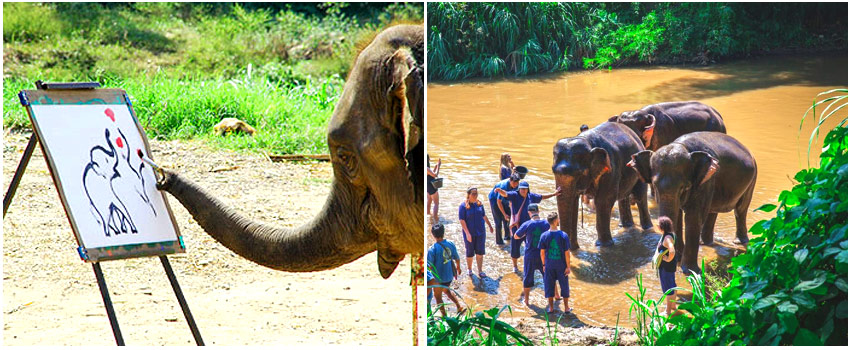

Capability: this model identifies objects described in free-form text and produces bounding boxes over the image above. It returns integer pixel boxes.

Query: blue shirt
[458,202,487,236]
[500,166,512,180]
[538,230,570,270]
[488,179,518,201]
[427,240,459,283]
[506,191,543,224]
[515,218,549,258]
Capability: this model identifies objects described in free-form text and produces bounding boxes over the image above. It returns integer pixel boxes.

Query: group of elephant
[552,101,757,274]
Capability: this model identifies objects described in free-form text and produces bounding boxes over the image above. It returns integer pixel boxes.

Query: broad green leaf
[793,248,809,263]
[793,271,827,292]
[754,203,777,212]
[753,294,782,310]
[793,328,824,346]
[777,301,799,314]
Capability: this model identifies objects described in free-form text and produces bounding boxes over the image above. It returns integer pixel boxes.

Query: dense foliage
[427,302,532,346]
[3,2,422,154]
[627,89,848,345]
[427,2,848,80]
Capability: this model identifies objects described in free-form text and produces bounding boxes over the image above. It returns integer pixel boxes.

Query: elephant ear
[691,151,720,186]
[642,114,656,149]
[386,47,423,195]
[590,147,612,186]
[627,150,653,183]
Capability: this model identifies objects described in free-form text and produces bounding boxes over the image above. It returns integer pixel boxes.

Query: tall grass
[3,2,423,154]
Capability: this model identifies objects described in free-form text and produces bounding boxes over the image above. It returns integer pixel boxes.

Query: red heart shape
[105,108,115,121]
[116,137,123,148]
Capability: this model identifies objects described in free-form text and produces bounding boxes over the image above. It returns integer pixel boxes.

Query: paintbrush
[137,149,165,181]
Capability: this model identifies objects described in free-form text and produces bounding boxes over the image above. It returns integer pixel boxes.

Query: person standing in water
[427,223,464,317]
[539,213,571,314]
[499,153,515,180]
[655,216,678,316]
[513,203,551,306]
[488,173,520,246]
[427,154,441,224]
[495,181,560,272]
[458,187,494,278]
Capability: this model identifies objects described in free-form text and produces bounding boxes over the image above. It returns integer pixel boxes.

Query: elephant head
[551,137,611,249]
[609,111,656,149]
[628,146,719,223]
[156,24,424,278]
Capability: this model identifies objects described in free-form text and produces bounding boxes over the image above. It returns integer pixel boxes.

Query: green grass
[3,2,423,154]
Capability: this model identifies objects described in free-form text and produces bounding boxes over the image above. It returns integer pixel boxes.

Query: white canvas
[31,104,179,249]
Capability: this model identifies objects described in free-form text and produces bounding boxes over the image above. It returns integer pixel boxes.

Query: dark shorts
[659,269,676,295]
[510,226,522,259]
[544,266,569,299]
[523,254,544,288]
[464,234,485,257]
[439,281,451,287]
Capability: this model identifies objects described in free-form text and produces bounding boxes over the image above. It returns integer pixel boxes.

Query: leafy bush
[427,303,533,346]
[583,11,664,69]
[627,90,848,345]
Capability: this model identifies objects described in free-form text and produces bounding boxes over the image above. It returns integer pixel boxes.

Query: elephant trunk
[157,170,376,272]
[554,175,580,250]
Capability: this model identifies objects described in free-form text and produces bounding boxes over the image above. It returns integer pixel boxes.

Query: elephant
[552,122,653,250]
[609,101,727,151]
[155,24,424,278]
[628,131,757,274]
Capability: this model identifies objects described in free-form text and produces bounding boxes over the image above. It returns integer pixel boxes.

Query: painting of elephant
[628,131,757,274]
[155,24,423,278]
[552,122,653,250]
[82,109,158,237]
[609,101,727,151]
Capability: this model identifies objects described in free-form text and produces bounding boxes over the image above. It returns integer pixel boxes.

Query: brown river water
[426,54,847,327]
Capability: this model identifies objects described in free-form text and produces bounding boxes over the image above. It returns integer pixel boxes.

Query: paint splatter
[116,137,123,148]
[105,108,115,122]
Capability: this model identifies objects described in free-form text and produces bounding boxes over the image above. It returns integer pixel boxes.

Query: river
[425,53,847,327]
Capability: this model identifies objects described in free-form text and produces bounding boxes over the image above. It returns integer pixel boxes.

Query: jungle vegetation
[427,2,848,81]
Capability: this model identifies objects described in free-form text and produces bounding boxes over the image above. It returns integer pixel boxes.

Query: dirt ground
[2,131,415,345]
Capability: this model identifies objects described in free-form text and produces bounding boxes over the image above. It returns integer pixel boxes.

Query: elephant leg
[618,199,634,229]
[594,195,616,247]
[700,213,717,245]
[632,181,653,230]
[682,210,705,275]
[734,183,755,245]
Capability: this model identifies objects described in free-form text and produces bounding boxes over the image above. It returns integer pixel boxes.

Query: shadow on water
[610,54,849,104]
[571,226,662,285]
[470,274,503,295]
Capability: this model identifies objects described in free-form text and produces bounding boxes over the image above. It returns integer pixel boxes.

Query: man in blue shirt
[538,213,571,314]
[427,224,464,317]
[514,203,551,306]
[488,174,520,245]
[496,181,560,272]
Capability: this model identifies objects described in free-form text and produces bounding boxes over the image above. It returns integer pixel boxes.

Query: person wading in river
[513,203,558,306]
[459,187,494,278]
[488,173,520,246]
[654,216,678,317]
[495,181,560,272]
[539,213,571,314]
[427,154,441,224]
[499,153,515,180]
[427,223,464,317]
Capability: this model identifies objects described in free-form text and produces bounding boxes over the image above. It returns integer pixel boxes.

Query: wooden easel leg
[3,133,38,217]
[93,262,124,345]
[160,256,204,345]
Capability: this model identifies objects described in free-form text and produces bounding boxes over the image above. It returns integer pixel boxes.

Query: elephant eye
[335,148,358,177]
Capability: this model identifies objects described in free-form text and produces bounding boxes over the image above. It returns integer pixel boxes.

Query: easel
[4,81,204,346]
